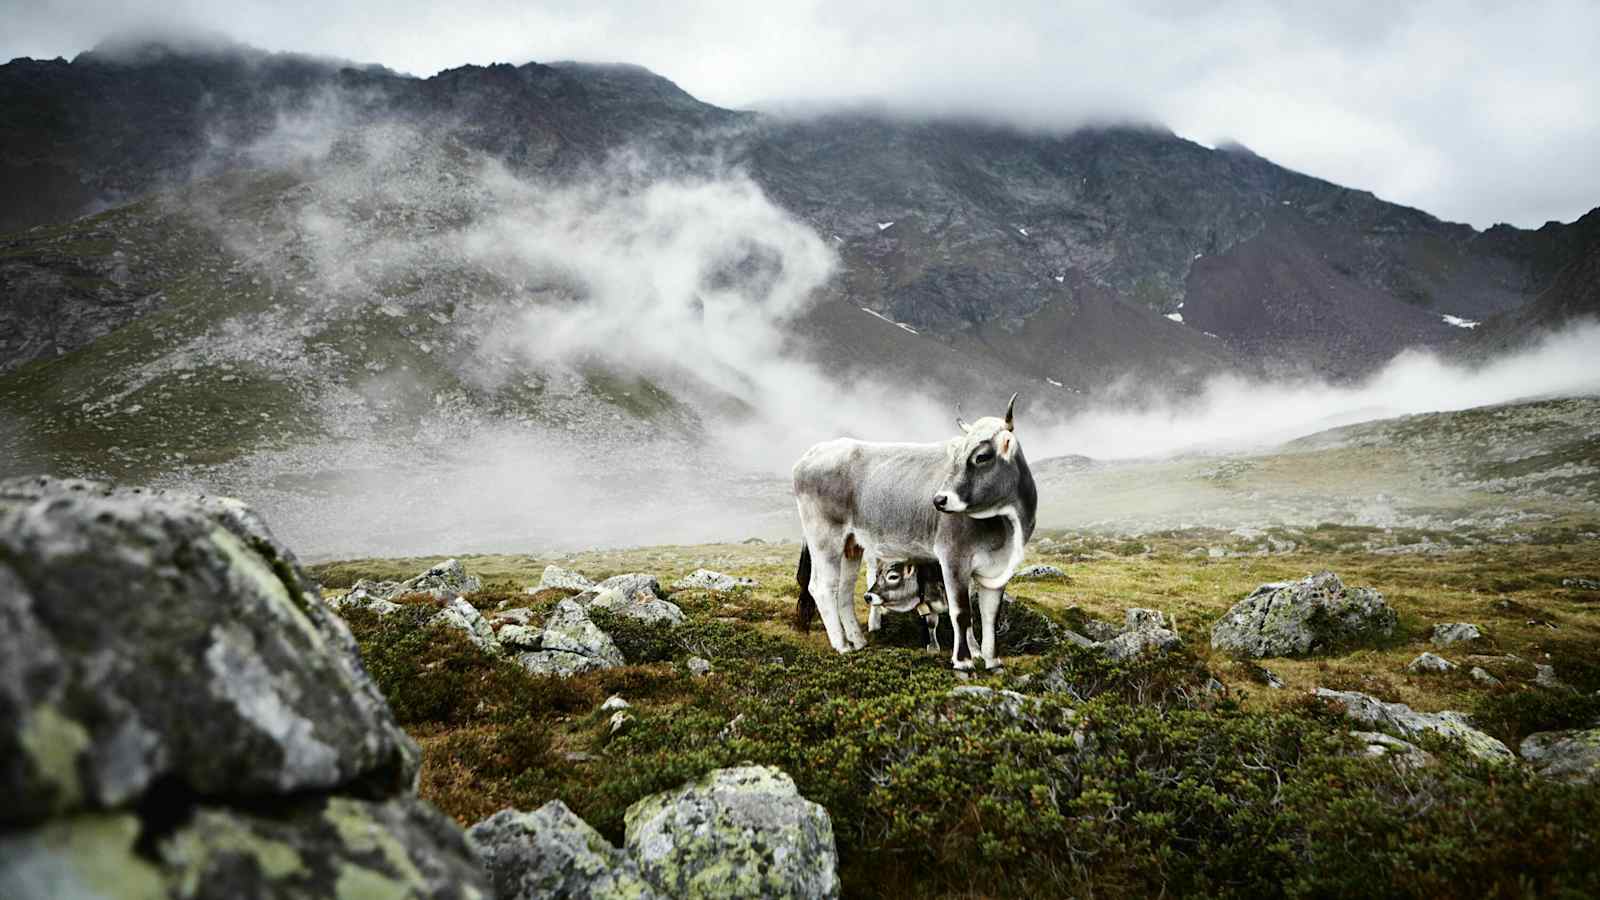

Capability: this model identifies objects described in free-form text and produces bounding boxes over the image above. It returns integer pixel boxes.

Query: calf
[864,558,948,651]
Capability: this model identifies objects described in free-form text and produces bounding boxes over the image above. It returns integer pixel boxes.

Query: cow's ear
[902,563,917,578]
[996,429,1016,461]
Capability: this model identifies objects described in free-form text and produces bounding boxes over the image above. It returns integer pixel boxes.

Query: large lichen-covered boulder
[0,476,487,898]
[469,801,662,900]
[0,476,420,827]
[624,766,840,900]
[1521,729,1600,784]
[503,600,625,676]
[433,596,502,656]
[0,796,488,900]
[1314,688,1513,762]
[1211,571,1396,658]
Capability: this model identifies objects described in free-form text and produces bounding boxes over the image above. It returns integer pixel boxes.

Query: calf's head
[933,392,1024,518]
[864,560,921,609]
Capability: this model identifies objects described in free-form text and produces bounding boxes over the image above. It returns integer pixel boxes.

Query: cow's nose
[865,593,881,606]
[932,493,948,510]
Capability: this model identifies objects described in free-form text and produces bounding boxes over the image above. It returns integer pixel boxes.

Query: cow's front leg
[835,553,868,651]
[941,562,974,671]
[923,613,941,652]
[977,585,1004,670]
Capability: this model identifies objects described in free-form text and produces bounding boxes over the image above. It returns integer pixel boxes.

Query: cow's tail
[793,544,817,633]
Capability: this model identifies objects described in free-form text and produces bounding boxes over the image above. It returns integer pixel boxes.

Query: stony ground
[314,522,1600,898]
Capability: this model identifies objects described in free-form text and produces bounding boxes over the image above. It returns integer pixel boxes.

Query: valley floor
[316,524,1600,897]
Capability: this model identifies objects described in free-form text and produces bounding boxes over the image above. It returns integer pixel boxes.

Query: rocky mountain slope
[1,37,1597,555]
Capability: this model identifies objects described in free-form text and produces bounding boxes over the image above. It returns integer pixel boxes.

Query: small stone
[609,711,633,735]
[686,657,713,677]
[1406,652,1457,674]
[1124,608,1167,631]
[1536,664,1569,690]
[1013,564,1067,579]
[1431,623,1483,646]
[672,569,757,592]
[1470,666,1503,687]
[600,695,631,712]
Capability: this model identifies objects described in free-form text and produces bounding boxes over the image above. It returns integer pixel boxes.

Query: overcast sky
[6,0,1597,228]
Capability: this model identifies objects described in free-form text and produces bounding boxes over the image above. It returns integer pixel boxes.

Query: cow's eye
[973,451,994,466]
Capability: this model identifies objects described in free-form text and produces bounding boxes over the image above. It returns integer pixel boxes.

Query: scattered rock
[587,587,687,626]
[686,657,713,677]
[1536,664,1570,690]
[609,711,634,736]
[469,801,662,900]
[1431,622,1483,647]
[432,596,501,656]
[672,569,757,591]
[1207,547,1228,559]
[624,766,840,900]
[1314,688,1513,761]
[1561,577,1600,591]
[1470,666,1503,687]
[1211,571,1396,658]
[600,695,631,712]
[398,558,481,599]
[1520,729,1600,784]
[491,607,536,627]
[719,713,747,741]
[1350,730,1434,771]
[946,685,1052,723]
[1124,608,1168,631]
[1099,626,1182,662]
[539,565,596,592]
[1013,563,1067,579]
[1407,652,1457,674]
[507,600,625,677]
[1246,664,1286,689]
[334,558,482,611]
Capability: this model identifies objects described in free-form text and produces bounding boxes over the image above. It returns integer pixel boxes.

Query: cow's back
[794,437,949,551]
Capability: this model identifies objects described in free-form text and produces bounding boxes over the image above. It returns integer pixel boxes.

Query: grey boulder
[505,600,625,676]
[1431,622,1483,647]
[624,766,840,900]
[1314,688,1513,761]
[0,795,487,900]
[1211,571,1396,658]
[1520,729,1600,784]
[0,476,419,827]
[578,574,685,626]
[539,565,596,592]
[1013,564,1067,579]
[468,801,661,900]
[1406,652,1457,674]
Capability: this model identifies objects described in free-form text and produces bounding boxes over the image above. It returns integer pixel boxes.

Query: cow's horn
[955,401,972,433]
[1004,392,1018,432]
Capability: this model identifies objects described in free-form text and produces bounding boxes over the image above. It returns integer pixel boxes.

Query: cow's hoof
[984,660,1006,673]
[848,640,868,652]
[951,659,975,672]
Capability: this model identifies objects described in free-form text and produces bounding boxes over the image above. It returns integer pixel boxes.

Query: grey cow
[791,394,1037,670]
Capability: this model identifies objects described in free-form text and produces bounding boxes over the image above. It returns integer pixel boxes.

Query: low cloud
[1032,321,1600,461]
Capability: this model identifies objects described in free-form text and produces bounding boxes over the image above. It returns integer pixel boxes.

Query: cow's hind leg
[836,538,868,651]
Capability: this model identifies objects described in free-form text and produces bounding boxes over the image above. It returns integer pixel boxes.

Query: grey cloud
[3,0,1596,226]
